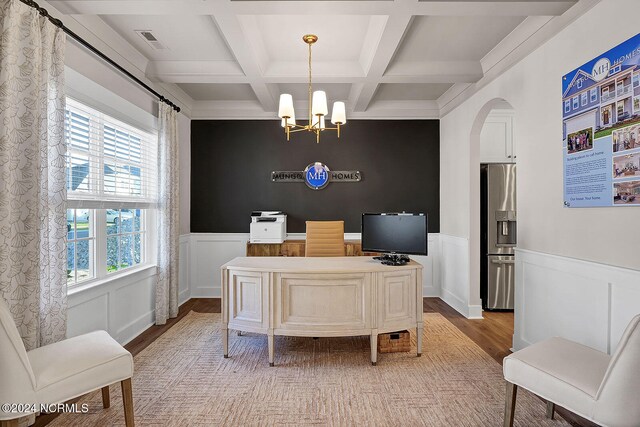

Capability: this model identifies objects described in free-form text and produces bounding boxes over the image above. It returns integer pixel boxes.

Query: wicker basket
[377,330,411,353]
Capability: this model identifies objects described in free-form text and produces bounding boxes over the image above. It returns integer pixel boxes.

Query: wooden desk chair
[305,221,345,257]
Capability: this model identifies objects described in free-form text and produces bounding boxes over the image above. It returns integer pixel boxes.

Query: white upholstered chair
[503,314,640,427]
[0,297,135,427]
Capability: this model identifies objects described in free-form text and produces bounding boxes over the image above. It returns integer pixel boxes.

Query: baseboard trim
[467,305,483,319]
[440,288,469,318]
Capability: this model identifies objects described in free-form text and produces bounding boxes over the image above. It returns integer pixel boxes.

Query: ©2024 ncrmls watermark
[1,403,89,414]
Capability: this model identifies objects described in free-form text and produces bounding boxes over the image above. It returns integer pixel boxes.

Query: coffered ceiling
[47,0,592,119]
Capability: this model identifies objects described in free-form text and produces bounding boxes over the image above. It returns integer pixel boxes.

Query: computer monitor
[361,213,428,256]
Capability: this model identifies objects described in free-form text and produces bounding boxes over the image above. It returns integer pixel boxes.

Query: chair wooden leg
[102,385,111,408]
[121,378,135,427]
[503,381,518,427]
[0,419,20,427]
[546,401,555,420]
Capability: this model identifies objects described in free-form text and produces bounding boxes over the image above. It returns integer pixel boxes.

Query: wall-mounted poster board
[563,33,640,207]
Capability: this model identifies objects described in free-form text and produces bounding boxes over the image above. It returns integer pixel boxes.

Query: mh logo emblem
[304,162,330,190]
[591,57,611,82]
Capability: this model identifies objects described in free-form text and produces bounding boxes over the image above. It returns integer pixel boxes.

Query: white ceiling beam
[383,61,484,83]
[480,16,554,73]
[209,7,276,112]
[147,60,245,83]
[191,100,275,120]
[264,61,365,80]
[353,13,413,112]
[48,0,576,17]
[149,59,481,84]
[411,2,576,16]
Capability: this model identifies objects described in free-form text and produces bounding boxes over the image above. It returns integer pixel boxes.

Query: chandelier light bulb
[311,90,328,117]
[331,102,346,125]
[278,94,294,119]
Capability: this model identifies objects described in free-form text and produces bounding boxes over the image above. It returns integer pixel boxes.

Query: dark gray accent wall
[190,120,440,233]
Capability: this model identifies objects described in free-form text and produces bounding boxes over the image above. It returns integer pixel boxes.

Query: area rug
[50,312,568,426]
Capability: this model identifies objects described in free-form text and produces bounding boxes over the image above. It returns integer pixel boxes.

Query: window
[106,209,145,273]
[564,100,571,113]
[581,92,588,106]
[577,79,583,89]
[67,209,94,284]
[590,88,598,102]
[634,72,640,88]
[65,99,157,287]
[572,96,579,109]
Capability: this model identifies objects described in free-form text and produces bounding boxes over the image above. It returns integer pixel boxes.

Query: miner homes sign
[272,162,362,190]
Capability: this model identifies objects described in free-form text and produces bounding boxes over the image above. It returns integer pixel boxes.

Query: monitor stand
[373,253,410,266]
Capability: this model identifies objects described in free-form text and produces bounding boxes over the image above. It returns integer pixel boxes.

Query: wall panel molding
[514,248,640,354]
[438,234,479,318]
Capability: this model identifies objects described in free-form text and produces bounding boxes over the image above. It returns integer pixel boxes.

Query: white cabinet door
[377,269,417,333]
[480,111,515,163]
[228,270,269,332]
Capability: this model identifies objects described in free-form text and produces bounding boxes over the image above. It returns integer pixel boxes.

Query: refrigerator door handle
[490,259,515,265]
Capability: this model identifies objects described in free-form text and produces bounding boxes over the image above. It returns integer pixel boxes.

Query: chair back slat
[594,314,640,424]
[305,221,345,257]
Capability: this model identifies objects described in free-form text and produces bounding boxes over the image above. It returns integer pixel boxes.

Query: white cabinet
[480,110,516,163]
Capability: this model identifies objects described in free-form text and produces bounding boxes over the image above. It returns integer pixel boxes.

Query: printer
[250,211,287,243]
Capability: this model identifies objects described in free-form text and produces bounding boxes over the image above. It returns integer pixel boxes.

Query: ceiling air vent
[134,30,166,50]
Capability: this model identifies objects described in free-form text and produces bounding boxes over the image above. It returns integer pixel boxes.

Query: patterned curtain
[155,102,179,325]
[0,0,67,350]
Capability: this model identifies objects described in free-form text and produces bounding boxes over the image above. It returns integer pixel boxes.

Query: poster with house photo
[562,33,640,207]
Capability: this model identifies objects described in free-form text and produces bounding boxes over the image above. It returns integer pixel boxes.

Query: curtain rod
[18,0,181,113]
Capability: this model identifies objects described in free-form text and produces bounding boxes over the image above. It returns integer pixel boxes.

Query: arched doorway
[469,99,516,331]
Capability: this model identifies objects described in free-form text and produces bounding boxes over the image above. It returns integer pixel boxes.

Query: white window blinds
[65,98,157,208]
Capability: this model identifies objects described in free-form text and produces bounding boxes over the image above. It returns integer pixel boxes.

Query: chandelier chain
[308,41,313,125]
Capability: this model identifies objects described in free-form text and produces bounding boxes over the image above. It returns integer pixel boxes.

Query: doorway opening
[470,99,516,348]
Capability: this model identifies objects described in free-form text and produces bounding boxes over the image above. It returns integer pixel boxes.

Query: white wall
[439,0,640,345]
[515,249,640,354]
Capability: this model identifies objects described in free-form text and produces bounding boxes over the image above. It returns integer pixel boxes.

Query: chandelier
[278,34,347,144]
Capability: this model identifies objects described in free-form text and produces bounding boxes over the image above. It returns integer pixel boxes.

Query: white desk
[221,256,423,366]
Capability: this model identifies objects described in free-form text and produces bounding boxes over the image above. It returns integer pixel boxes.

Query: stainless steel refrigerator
[480,164,516,310]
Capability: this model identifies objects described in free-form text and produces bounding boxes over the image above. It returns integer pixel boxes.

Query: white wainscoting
[438,234,479,318]
[514,248,640,354]
[67,266,156,345]
[187,233,440,298]
[179,234,190,305]
[67,234,192,345]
